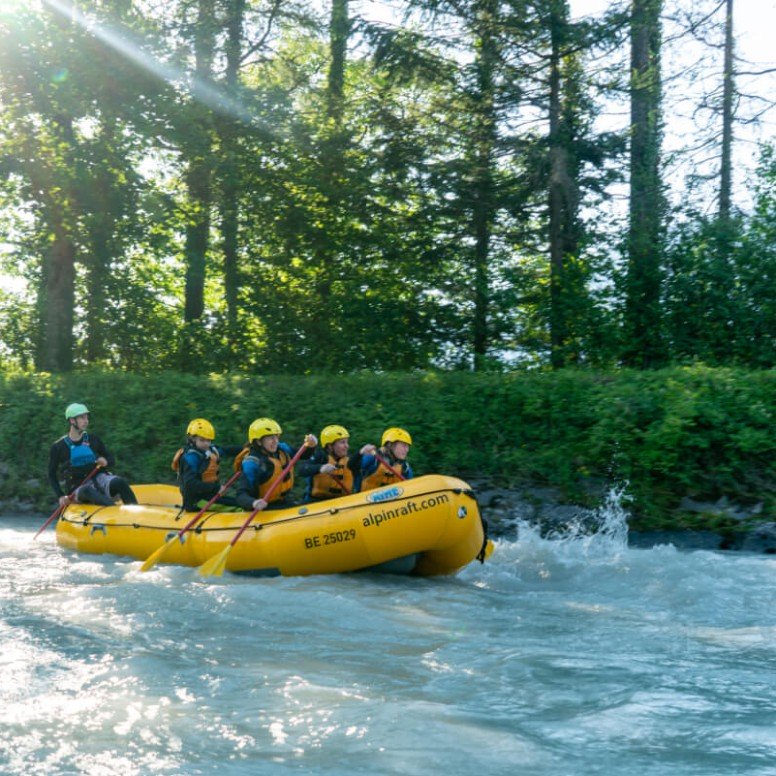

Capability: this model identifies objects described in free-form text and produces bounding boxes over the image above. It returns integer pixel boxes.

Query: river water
[1,497,774,776]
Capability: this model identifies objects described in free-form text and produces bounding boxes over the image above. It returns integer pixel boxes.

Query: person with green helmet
[47,402,137,507]
[233,418,318,512]
[297,424,376,503]
[360,427,414,492]
[171,418,243,512]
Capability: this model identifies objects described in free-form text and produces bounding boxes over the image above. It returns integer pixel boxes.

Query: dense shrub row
[0,367,773,520]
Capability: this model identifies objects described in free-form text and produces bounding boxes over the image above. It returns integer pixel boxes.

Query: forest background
[0,0,773,528]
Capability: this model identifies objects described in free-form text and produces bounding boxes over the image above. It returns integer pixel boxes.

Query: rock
[739,522,776,554]
[628,530,724,551]
[678,495,766,522]
[679,497,718,513]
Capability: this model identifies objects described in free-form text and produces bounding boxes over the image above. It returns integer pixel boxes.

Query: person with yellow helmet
[47,402,137,507]
[360,427,414,492]
[171,418,243,511]
[234,418,317,512]
[297,424,376,503]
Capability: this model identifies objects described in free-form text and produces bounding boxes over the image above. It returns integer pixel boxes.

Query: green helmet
[65,403,89,420]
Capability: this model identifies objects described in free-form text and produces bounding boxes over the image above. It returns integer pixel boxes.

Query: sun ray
[39,0,272,132]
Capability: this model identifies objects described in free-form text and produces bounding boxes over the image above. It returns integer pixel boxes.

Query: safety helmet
[381,427,412,446]
[321,424,349,447]
[65,403,89,420]
[187,418,215,440]
[249,417,282,442]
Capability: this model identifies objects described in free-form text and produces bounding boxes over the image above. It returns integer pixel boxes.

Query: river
[1,496,774,775]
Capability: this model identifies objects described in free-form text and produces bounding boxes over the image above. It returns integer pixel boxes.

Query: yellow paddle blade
[197,546,231,578]
[139,537,175,573]
[484,539,495,560]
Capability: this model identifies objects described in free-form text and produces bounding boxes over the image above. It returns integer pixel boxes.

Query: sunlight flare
[39,0,265,128]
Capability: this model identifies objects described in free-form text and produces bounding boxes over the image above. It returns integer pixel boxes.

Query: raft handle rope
[58,486,483,536]
[476,515,490,563]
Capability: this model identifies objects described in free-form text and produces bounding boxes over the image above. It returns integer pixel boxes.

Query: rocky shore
[470,478,776,555]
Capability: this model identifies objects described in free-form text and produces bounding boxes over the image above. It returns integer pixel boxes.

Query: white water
[1,497,775,775]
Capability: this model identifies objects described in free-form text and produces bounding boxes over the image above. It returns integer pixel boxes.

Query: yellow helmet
[187,418,215,440]
[321,424,349,447]
[382,427,412,446]
[249,417,282,442]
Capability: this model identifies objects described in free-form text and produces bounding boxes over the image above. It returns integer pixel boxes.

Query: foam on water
[1,504,775,775]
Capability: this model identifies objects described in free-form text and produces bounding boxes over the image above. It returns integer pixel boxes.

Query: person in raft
[47,403,138,508]
[359,427,414,492]
[234,418,317,512]
[171,418,243,512]
[297,424,376,503]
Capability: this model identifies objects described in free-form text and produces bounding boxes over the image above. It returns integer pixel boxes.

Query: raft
[55,475,492,577]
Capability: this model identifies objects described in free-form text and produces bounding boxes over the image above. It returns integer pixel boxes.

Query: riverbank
[1,366,773,531]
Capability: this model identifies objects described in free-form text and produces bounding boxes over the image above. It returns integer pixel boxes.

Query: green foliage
[1,367,772,521]
[0,2,773,374]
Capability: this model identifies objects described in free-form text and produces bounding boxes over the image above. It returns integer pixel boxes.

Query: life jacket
[360,450,406,492]
[63,434,97,471]
[241,448,293,502]
[310,452,353,500]
[233,445,251,473]
[171,445,220,483]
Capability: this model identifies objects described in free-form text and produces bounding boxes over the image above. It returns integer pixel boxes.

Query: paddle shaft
[175,468,242,538]
[33,464,102,540]
[325,467,351,495]
[373,452,407,481]
[225,440,311,549]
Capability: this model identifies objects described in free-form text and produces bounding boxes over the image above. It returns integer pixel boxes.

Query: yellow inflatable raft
[56,475,492,577]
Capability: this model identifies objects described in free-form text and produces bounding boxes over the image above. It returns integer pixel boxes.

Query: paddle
[373,451,407,482]
[33,464,102,540]
[140,469,243,572]
[325,466,351,495]
[197,438,313,578]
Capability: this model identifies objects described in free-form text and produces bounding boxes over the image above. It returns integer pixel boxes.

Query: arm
[348,445,375,474]
[88,433,115,469]
[297,448,326,478]
[361,454,378,477]
[234,457,271,511]
[216,444,245,458]
[180,452,219,507]
[279,440,317,461]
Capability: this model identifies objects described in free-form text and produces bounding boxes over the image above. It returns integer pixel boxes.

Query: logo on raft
[366,486,403,503]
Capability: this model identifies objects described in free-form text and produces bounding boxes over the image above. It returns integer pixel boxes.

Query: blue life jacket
[64,434,97,470]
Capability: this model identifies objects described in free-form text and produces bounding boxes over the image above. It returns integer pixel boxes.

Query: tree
[624,0,665,368]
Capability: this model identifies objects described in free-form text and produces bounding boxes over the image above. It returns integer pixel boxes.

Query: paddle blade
[197,546,231,578]
[140,537,175,572]
[484,539,495,560]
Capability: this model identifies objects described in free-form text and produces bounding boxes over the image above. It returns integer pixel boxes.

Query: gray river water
[1,496,774,775]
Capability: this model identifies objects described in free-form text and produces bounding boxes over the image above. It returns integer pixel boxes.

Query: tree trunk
[38,218,76,372]
[548,0,579,369]
[327,0,348,127]
[718,0,734,222]
[219,0,246,331]
[183,0,216,324]
[471,0,498,371]
[625,0,664,368]
[309,0,350,366]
